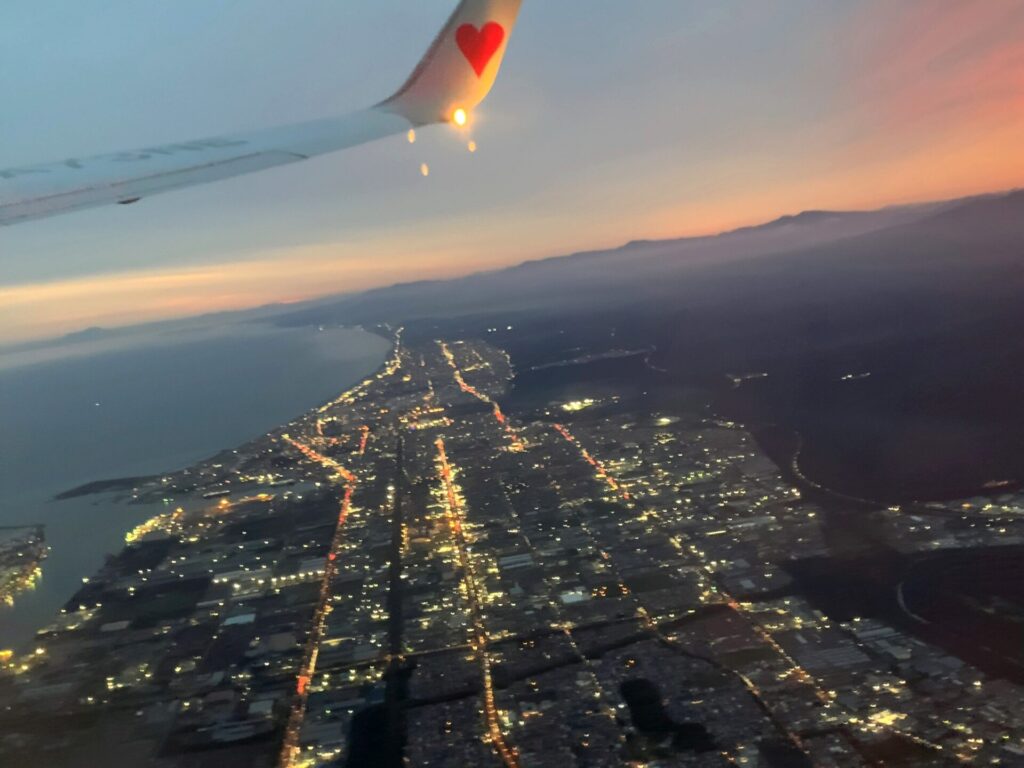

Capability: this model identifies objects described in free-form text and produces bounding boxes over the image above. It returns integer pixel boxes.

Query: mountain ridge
[9,187,1021,348]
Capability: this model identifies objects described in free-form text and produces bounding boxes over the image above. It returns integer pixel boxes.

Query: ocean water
[0,323,389,649]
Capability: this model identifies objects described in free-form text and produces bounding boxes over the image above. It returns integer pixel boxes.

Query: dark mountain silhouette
[274,191,1017,328]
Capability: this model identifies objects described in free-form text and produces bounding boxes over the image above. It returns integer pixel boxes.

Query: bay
[0,323,389,649]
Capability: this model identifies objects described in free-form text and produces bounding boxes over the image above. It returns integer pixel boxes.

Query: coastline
[50,326,402,505]
[0,324,393,651]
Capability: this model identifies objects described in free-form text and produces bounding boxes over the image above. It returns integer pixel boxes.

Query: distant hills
[271,189,1021,329]
[60,326,111,343]
[18,187,1023,347]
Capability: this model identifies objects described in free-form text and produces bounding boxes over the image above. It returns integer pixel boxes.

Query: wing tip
[380,0,523,126]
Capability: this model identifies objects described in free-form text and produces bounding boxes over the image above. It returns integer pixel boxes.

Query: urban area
[1,329,1022,767]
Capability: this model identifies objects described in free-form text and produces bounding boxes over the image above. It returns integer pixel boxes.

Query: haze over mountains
[5,188,1019,353]
[271,189,1020,329]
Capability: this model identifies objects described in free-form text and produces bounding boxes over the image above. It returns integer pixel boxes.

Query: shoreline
[49,324,400,503]
[2,325,395,650]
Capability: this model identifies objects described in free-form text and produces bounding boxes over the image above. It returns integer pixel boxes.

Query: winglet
[379,0,524,127]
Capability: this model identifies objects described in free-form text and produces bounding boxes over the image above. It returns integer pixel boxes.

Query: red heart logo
[456,22,505,77]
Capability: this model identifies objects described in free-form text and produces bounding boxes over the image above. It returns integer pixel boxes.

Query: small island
[53,476,160,501]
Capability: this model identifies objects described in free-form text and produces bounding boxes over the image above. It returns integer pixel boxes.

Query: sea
[0,322,390,650]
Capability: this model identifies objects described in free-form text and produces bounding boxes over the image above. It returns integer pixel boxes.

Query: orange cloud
[0,244,476,343]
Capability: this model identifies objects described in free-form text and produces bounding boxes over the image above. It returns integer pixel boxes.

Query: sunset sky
[2,0,1023,343]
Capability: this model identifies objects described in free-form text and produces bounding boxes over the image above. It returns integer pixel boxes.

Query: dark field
[785,545,1024,684]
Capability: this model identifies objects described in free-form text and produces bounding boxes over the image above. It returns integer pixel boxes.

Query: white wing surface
[0,0,523,227]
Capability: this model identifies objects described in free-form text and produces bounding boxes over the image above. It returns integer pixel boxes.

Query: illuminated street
[2,331,1022,767]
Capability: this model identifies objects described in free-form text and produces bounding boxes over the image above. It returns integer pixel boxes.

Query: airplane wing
[0,0,523,227]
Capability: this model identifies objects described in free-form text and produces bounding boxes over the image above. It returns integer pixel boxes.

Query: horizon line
[3,184,1019,349]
